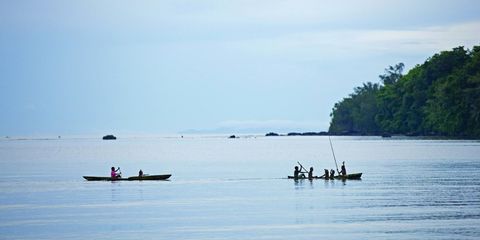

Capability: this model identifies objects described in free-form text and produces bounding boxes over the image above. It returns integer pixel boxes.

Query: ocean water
[0,136,479,239]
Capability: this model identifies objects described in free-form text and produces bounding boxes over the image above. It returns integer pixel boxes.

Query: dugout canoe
[127,174,171,180]
[287,173,362,180]
[83,174,171,181]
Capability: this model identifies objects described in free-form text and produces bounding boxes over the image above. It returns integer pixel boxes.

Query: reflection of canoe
[83,174,171,181]
[287,173,362,180]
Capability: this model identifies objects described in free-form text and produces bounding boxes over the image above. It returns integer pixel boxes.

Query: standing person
[138,169,144,177]
[111,167,120,179]
[340,161,347,176]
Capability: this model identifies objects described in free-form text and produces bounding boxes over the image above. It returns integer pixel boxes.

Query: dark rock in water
[229,135,236,139]
[301,132,322,136]
[287,132,302,136]
[381,133,392,138]
[102,135,117,140]
[267,131,330,137]
[266,132,279,137]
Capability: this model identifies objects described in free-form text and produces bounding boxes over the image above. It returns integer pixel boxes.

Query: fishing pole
[328,136,340,174]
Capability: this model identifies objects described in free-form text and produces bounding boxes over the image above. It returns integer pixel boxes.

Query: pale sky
[1,0,479,136]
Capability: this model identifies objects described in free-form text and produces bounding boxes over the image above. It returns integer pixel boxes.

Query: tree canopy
[329,45,480,138]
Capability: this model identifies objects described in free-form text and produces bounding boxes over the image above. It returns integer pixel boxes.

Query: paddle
[297,161,309,173]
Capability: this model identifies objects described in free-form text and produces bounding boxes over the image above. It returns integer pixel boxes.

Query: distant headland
[328,45,480,139]
[265,132,329,137]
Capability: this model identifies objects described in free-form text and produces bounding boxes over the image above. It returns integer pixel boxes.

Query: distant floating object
[102,134,117,140]
[229,135,236,139]
[381,133,392,138]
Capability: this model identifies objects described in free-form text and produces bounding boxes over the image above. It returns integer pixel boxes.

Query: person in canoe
[138,169,144,177]
[294,166,300,179]
[340,161,347,176]
[330,169,335,178]
[111,167,121,179]
[308,167,317,180]
[293,166,306,179]
[323,169,329,179]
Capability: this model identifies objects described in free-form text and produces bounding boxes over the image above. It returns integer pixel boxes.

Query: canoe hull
[288,176,323,180]
[288,173,362,180]
[83,176,126,181]
[83,174,171,181]
[334,173,362,180]
[127,174,171,181]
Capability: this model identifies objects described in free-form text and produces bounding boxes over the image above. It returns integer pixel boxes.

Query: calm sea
[0,136,479,239]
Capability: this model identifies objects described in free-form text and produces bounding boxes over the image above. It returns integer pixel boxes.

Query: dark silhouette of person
[330,169,335,178]
[324,169,329,179]
[138,169,144,177]
[294,166,300,179]
[111,167,120,179]
[340,161,347,176]
[308,167,316,179]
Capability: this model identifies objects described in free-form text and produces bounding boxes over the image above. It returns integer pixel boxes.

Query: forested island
[329,45,480,138]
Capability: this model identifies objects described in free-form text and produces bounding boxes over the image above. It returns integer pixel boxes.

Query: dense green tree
[329,82,380,134]
[379,63,404,85]
[329,45,480,138]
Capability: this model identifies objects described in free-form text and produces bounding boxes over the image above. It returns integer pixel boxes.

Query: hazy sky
[1,0,479,136]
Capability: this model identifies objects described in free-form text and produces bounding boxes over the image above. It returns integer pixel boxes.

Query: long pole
[297,161,308,173]
[329,136,339,174]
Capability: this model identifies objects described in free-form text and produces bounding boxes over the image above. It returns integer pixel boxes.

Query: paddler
[111,167,121,179]
[294,166,300,179]
[323,169,329,179]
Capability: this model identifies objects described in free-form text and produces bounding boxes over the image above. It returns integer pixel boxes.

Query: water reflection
[2,137,479,239]
[293,178,357,188]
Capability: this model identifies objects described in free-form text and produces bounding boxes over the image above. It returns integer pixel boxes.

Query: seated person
[308,167,317,179]
[111,167,121,179]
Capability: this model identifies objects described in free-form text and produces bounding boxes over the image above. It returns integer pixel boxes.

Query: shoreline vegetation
[264,131,479,140]
[328,45,480,139]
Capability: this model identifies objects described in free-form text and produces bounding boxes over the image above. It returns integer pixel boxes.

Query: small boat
[83,174,171,181]
[287,173,362,180]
